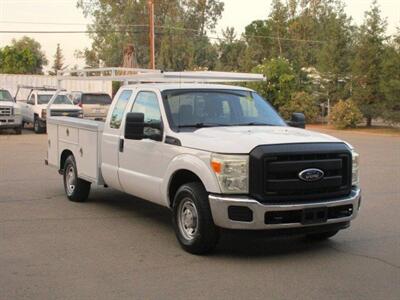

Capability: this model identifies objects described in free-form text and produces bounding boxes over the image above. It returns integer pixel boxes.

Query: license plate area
[301,207,328,225]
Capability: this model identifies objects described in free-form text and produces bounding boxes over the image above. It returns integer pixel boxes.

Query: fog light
[228,206,253,222]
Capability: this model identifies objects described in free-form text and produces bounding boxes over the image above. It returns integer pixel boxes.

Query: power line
[0,21,147,27]
[0,29,327,44]
[0,21,327,44]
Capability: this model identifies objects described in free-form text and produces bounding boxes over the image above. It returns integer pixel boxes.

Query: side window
[131,91,162,139]
[28,94,35,105]
[110,90,132,129]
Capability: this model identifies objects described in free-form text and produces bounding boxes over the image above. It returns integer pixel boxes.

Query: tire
[15,126,22,135]
[63,155,91,202]
[305,230,339,241]
[34,117,44,134]
[172,182,219,254]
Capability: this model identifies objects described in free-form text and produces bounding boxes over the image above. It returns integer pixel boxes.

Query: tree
[249,57,297,109]
[50,44,64,75]
[242,20,273,71]
[316,1,353,103]
[351,0,387,127]
[330,99,363,129]
[280,91,319,123]
[215,27,247,71]
[77,0,224,69]
[380,29,400,123]
[268,0,289,57]
[0,37,47,74]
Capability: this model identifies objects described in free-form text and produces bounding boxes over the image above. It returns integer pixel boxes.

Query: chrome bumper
[209,188,361,230]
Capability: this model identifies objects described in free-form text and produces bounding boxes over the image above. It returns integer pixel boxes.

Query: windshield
[0,90,13,102]
[162,89,286,130]
[81,94,112,105]
[38,94,73,105]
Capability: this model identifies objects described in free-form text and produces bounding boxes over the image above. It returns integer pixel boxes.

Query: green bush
[279,91,319,123]
[330,99,363,129]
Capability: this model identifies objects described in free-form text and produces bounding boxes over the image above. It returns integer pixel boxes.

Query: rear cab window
[109,90,132,129]
[82,94,112,105]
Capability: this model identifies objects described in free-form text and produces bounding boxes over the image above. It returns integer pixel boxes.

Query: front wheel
[15,126,22,135]
[34,117,44,134]
[63,155,91,202]
[172,182,219,254]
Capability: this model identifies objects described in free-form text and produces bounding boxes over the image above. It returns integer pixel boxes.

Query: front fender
[161,153,221,206]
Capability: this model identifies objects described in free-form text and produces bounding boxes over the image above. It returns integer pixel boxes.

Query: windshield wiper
[232,122,278,126]
[177,123,230,129]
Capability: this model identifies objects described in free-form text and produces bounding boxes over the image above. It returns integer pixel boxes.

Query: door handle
[119,138,124,152]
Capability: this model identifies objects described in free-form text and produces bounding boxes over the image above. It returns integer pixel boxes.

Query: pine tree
[351,0,387,127]
[268,0,289,57]
[51,43,64,75]
[316,1,353,103]
[380,29,400,123]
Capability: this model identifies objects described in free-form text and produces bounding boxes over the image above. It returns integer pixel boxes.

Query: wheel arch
[60,149,74,174]
[163,154,220,208]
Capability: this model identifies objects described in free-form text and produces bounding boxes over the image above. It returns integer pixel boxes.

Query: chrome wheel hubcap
[178,198,198,241]
[66,165,76,195]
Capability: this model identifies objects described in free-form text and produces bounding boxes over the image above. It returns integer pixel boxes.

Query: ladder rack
[57,67,265,84]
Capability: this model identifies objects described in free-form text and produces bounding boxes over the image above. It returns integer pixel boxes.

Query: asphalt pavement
[0,128,399,300]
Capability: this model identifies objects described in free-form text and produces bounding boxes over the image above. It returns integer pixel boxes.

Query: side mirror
[125,112,144,140]
[288,112,306,129]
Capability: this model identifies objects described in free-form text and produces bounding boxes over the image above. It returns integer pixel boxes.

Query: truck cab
[46,70,361,254]
[0,89,22,134]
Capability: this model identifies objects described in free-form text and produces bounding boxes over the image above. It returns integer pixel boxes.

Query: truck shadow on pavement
[88,187,333,258]
[0,128,34,135]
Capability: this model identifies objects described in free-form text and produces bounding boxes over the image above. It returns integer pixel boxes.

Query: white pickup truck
[46,81,361,254]
[0,89,22,134]
[17,87,83,133]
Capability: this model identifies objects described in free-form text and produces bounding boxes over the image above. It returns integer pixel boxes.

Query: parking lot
[0,128,399,300]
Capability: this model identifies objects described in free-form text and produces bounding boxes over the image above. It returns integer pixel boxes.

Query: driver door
[118,90,168,205]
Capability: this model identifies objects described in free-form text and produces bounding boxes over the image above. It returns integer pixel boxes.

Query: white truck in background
[46,69,361,254]
[16,86,83,133]
[0,88,22,134]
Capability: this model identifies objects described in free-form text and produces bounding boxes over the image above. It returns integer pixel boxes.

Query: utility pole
[148,0,155,69]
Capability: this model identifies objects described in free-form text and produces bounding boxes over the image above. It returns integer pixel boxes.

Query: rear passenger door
[118,90,169,205]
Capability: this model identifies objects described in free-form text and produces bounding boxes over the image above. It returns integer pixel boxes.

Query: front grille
[250,143,352,203]
[0,107,12,116]
[50,110,81,117]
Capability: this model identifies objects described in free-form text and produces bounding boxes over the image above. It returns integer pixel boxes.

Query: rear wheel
[63,155,91,202]
[172,182,219,254]
[305,230,339,241]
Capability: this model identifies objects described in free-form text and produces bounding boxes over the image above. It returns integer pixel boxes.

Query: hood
[175,126,342,153]
[39,104,82,111]
[0,101,19,108]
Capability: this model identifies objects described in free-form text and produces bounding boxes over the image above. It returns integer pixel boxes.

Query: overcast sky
[0,0,399,71]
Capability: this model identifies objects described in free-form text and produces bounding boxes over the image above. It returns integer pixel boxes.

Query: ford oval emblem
[298,168,324,182]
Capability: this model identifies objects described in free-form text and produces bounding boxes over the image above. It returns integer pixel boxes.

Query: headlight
[13,107,21,115]
[41,109,47,119]
[211,153,249,194]
[352,150,360,186]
